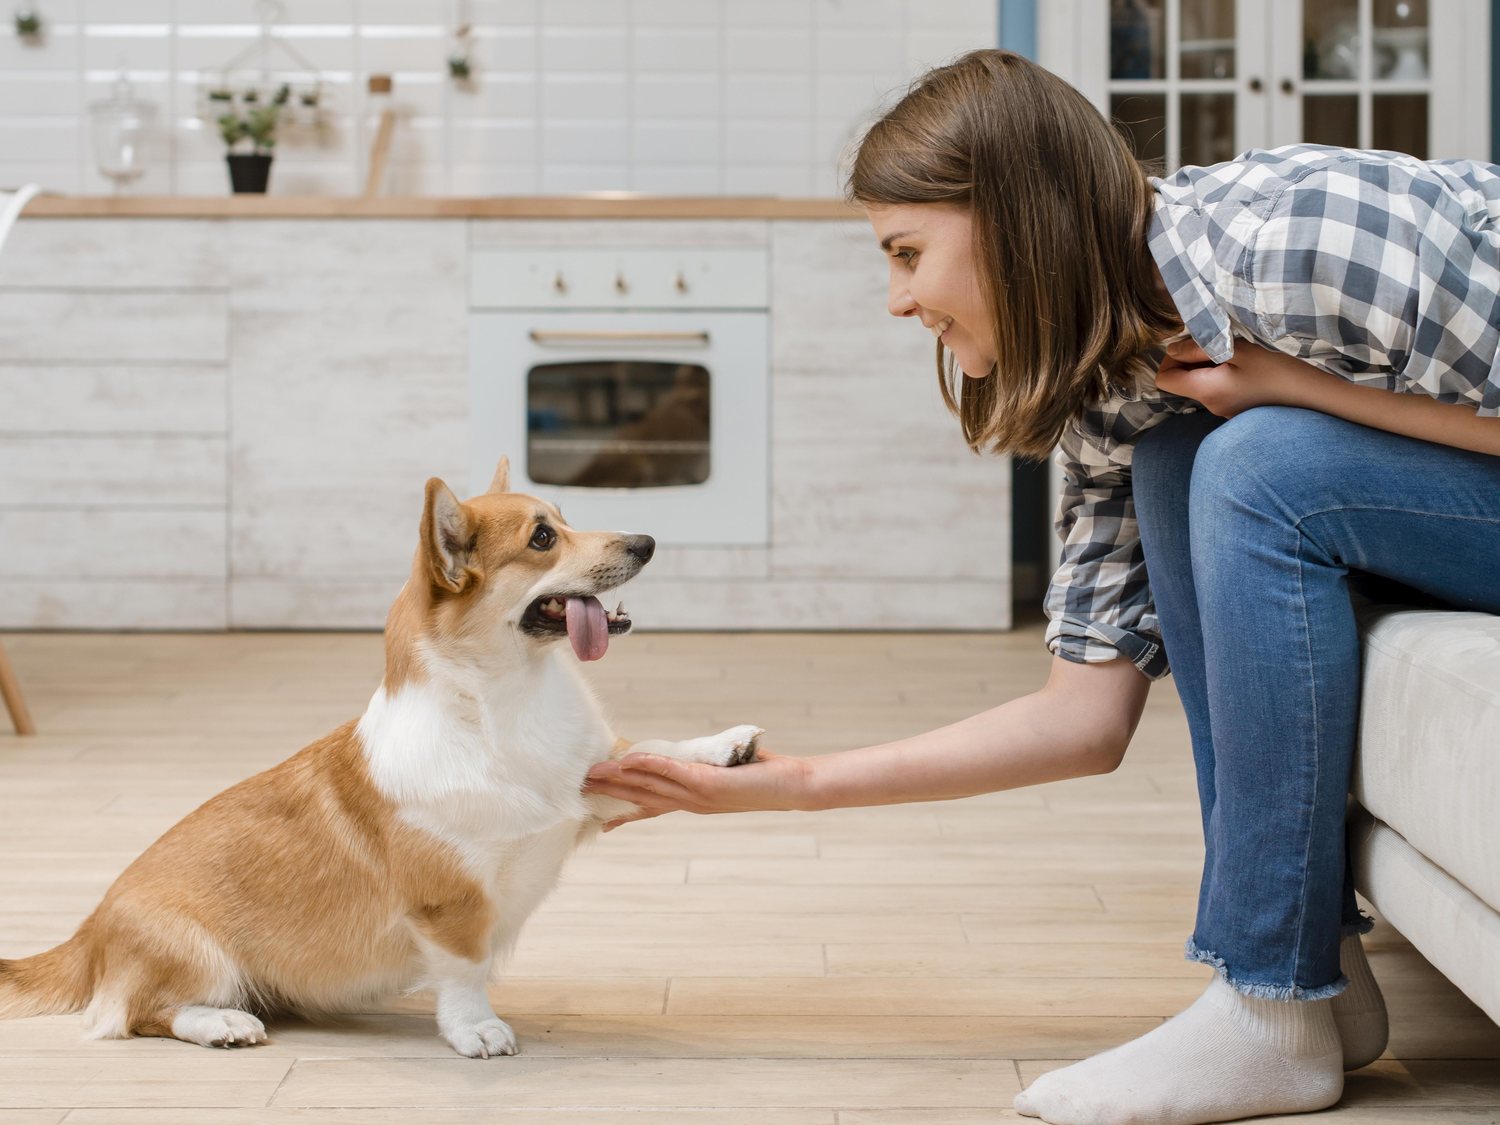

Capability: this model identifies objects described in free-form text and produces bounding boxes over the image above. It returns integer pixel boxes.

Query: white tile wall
[0,0,997,196]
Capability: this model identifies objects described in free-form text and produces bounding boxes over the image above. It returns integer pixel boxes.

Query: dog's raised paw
[171,1006,268,1049]
[715,724,765,767]
[446,1017,519,1059]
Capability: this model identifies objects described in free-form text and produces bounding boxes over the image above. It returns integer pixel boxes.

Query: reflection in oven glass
[527,361,711,488]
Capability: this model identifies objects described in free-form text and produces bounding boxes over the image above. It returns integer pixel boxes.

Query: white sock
[1013,976,1343,1125]
[1331,932,1388,1070]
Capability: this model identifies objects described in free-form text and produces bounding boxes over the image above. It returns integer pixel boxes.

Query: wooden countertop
[23,194,862,220]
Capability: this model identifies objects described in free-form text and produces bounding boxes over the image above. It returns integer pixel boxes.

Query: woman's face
[866,202,997,379]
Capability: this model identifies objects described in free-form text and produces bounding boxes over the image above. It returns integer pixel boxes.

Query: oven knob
[614,273,629,294]
[675,271,689,294]
[553,272,567,294]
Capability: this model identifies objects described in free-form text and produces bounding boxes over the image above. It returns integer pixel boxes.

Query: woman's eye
[895,249,917,265]
[529,526,555,550]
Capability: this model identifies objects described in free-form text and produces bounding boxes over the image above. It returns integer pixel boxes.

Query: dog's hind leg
[132,1004,268,1048]
[85,917,263,1048]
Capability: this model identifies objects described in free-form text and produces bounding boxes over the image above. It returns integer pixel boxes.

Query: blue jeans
[1131,406,1500,1001]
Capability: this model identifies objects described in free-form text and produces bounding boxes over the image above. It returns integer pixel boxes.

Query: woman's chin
[956,354,996,379]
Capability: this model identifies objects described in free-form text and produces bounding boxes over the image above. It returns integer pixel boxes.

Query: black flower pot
[226,153,273,194]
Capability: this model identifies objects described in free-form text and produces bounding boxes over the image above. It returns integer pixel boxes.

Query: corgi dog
[0,457,761,1057]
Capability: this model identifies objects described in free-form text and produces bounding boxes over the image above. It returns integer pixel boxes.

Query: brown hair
[846,49,1181,460]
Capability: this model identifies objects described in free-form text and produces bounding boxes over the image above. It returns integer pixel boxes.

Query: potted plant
[217,85,288,194]
[14,8,42,40]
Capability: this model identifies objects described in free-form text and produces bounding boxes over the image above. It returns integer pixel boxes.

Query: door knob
[553,272,567,294]
[1280,78,1295,94]
[614,273,629,294]
[1248,76,1264,92]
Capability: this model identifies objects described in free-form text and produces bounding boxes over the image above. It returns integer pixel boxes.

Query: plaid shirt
[1044,144,1500,679]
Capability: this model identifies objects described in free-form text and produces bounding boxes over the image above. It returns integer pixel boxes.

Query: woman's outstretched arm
[583,654,1150,828]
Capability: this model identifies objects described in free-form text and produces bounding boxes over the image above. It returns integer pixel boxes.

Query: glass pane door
[1298,0,1430,155]
[1107,0,1260,172]
[527,361,711,488]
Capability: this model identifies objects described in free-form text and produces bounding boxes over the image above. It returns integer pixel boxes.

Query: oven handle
[528,329,710,347]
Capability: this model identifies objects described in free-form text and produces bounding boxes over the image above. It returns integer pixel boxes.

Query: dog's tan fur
[0,457,759,1054]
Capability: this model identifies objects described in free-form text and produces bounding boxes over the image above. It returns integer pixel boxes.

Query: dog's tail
[0,931,93,1018]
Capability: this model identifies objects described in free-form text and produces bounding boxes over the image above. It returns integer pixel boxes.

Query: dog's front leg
[583,727,764,824]
[621,724,764,767]
[421,943,518,1059]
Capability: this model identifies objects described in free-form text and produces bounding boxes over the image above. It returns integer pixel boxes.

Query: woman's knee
[1188,406,1339,517]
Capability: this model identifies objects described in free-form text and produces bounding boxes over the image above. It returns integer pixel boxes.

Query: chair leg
[0,639,36,736]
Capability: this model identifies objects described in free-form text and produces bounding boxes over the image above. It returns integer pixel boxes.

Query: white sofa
[1349,604,1500,1025]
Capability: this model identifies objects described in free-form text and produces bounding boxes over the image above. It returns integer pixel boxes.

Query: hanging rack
[215,0,322,84]
[199,0,327,123]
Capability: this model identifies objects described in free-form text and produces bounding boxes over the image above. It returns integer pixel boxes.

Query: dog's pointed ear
[488,456,511,495]
[421,478,477,594]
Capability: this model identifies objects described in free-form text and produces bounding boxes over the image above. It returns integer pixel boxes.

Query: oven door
[469,311,768,546]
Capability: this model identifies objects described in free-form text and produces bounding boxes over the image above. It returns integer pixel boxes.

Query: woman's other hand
[1155,337,1310,418]
[583,748,814,831]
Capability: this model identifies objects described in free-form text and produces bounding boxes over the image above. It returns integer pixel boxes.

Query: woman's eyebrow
[879,230,918,250]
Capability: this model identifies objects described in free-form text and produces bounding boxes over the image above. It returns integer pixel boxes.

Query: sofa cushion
[1353,607,1500,916]
[1349,805,1500,1026]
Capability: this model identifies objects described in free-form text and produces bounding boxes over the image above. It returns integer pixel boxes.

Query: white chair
[0,184,40,735]
[0,183,39,250]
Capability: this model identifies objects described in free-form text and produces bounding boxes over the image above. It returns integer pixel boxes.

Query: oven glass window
[526,361,711,488]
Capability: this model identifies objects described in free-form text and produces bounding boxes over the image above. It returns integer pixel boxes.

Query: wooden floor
[0,621,1497,1124]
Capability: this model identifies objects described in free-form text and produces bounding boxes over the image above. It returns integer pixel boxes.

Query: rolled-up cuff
[1045,616,1170,680]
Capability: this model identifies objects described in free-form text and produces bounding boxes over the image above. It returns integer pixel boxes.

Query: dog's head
[408,456,652,663]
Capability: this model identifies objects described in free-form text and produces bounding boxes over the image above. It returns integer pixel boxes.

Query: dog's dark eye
[529,525,555,551]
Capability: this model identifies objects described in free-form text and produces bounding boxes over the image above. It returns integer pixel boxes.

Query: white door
[1042,0,1490,170]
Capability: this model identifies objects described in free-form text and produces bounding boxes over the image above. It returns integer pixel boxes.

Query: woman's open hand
[583,747,814,831]
[1155,337,1312,418]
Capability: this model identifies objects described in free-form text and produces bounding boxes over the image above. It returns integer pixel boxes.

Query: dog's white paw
[445,1016,519,1059]
[695,724,764,767]
[171,1006,268,1049]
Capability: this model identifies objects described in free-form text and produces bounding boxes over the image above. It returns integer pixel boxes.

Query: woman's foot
[1013,976,1343,1125]
[1331,932,1389,1069]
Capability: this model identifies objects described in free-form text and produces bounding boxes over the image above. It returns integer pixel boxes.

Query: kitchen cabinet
[0,220,230,628]
[227,220,469,628]
[0,214,1011,631]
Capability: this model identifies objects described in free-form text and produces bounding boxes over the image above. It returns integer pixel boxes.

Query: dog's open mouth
[520,594,632,662]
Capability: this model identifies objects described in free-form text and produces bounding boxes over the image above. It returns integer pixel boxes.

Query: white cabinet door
[1046,0,1489,170]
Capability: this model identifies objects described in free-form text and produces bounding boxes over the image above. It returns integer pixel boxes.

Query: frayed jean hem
[1184,939,1348,1002]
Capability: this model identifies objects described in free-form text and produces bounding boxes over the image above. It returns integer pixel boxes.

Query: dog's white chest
[356,655,613,853]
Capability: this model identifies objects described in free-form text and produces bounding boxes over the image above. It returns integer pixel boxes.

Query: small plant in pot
[217,85,288,193]
[15,8,43,40]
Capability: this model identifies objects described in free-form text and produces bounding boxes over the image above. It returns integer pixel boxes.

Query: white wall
[0,0,998,197]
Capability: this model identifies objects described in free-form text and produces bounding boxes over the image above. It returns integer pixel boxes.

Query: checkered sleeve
[1042,404,1171,681]
[1247,156,1500,414]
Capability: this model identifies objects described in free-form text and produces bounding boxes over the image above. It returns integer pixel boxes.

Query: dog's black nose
[625,534,656,563]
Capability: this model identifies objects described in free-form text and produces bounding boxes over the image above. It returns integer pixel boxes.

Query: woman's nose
[887,277,918,319]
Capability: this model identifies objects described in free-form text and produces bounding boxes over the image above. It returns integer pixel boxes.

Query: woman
[584,50,1500,1125]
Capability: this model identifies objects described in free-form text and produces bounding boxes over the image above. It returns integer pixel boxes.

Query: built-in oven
[469,247,769,546]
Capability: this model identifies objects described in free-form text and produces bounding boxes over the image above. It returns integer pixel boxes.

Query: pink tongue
[564,595,609,661]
